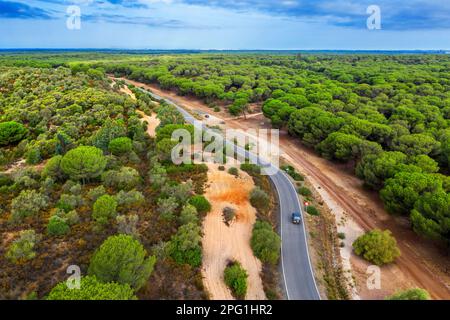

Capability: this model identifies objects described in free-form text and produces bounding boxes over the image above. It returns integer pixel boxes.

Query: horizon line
[0,48,449,52]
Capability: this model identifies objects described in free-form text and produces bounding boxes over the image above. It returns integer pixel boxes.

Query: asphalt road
[138,87,321,300]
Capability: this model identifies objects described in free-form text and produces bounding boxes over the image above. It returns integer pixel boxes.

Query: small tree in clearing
[353,229,401,266]
[224,261,248,299]
[386,288,430,300]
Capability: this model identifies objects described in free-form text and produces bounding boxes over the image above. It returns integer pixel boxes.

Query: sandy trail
[137,110,160,138]
[109,77,160,137]
[122,80,450,300]
[202,164,266,300]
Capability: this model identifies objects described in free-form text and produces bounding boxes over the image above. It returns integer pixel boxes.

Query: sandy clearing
[201,163,266,300]
[137,110,160,138]
[4,159,26,173]
[109,77,160,138]
[121,79,450,300]
[109,77,137,100]
[120,85,136,100]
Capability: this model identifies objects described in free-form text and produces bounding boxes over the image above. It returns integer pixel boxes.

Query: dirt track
[202,164,266,300]
[123,79,450,300]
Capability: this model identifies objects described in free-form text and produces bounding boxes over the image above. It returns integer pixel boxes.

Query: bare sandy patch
[201,164,266,300]
[137,110,160,138]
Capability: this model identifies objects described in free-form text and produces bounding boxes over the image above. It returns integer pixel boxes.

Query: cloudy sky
[0,0,449,49]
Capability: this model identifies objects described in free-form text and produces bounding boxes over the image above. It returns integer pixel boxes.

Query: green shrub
[47,276,136,300]
[56,194,82,212]
[6,230,40,263]
[87,185,107,202]
[0,121,27,146]
[26,146,42,165]
[92,119,126,151]
[42,155,63,180]
[249,187,270,212]
[306,206,319,216]
[115,190,145,208]
[337,232,346,240]
[157,196,178,221]
[240,163,261,175]
[88,234,156,290]
[168,222,202,267]
[386,288,430,300]
[56,209,80,225]
[353,229,401,266]
[60,146,107,183]
[179,204,199,225]
[250,221,281,265]
[116,214,139,237]
[0,173,13,187]
[47,215,70,236]
[224,261,248,299]
[228,167,239,177]
[11,190,48,222]
[156,138,178,162]
[189,195,211,215]
[102,167,140,191]
[298,187,312,197]
[108,137,133,156]
[281,165,304,181]
[92,195,118,225]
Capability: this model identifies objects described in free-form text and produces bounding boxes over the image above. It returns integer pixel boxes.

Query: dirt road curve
[123,79,450,300]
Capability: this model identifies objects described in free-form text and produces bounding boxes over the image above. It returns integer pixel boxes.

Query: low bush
[11,190,48,222]
[353,229,401,266]
[249,187,270,212]
[298,187,312,197]
[6,230,40,263]
[92,195,118,225]
[224,261,248,299]
[250,221,281,265]
[189,195,211,215]
[108,137,133,156]
[306,206,320,216]
[47,215,70,236]
[47,276,136,300]
[386,288,430,300]
[228,167,239,177]
[240,163,261,175]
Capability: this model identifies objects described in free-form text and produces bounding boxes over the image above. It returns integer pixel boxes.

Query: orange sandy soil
[201,163,266,300]
[122,79,450,300]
